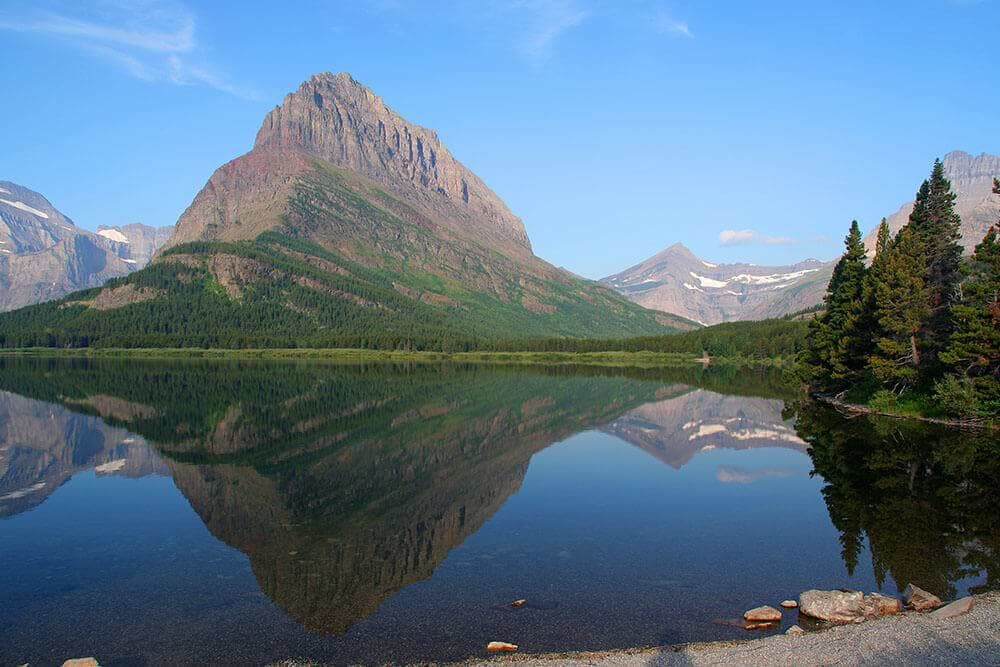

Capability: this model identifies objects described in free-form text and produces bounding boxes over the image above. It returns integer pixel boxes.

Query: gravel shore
[454,592,1000,667]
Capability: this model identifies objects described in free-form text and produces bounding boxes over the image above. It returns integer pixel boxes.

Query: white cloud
[507,0,591,60]
[0,1,257,99]
[719,229,817,247]
[719,229,758,246]
[653,10,693,39]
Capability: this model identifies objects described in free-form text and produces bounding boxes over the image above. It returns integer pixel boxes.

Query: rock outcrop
[865,151,1000,256]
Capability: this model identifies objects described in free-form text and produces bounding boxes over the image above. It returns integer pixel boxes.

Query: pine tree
[907,160,964,378]
[869,223,931,392]
[829,221,872,385]
[940,179,1000,415]
[804,221,868,392]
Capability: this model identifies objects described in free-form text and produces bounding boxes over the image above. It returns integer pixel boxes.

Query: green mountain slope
[0,74,695,349]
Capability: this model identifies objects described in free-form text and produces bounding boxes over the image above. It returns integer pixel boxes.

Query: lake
[1,358,997,666]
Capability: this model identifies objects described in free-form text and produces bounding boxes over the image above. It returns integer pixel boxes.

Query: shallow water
[0,359,997,666]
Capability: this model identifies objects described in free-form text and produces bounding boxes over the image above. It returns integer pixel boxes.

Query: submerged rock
[744,605,782,622]
[511,599,527,607]
[931,597,974,619]
[799,590,866,623]
[744,621,779,631]
[487,642,518,653]
[903,584,943,611]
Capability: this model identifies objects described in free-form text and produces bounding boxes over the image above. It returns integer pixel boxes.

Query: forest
[803,162,1000,422]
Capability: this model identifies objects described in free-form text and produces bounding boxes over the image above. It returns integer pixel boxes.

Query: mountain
[0,181,138,311]
[602,243,834,325]
[864,150,1000,256]
[96,223,175,267]
[0,73,692,348]
[605,150,1000,324]
[0,182,173,312]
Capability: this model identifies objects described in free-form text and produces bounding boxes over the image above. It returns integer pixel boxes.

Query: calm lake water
[1,358,998,666]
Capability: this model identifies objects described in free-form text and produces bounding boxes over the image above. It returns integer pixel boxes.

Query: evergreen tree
[940,179,1000,415]
[869,222,931,392]
[804,221,868,391]
[907,160,964,378]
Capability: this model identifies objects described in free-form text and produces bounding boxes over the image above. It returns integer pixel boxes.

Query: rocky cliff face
[96,223,174,267]
[252,72,531,254]
[0,182,171,311]
[602,243,833,325]
[865,151,1000,256]
[8,72,686,341]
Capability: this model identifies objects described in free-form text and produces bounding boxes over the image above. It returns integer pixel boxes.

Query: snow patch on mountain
[0,198,50,219]
[689,272,728,288]
[97,228,130,244]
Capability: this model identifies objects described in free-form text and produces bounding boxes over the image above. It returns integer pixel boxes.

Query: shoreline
[0,347,792,368]
[447,592,1000,666]
[814,394,997,431]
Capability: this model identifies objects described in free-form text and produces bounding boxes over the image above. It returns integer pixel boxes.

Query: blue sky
[1,1,997,278]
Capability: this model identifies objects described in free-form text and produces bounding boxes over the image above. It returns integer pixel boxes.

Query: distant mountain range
[0,73,691,347]
[0,181,172,311]
[602,244,834,325]
[605,150,1000,324]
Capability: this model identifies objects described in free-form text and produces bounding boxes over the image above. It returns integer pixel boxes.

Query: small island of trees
[804,160,999,424]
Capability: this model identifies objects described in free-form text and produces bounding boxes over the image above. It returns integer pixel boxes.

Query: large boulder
[799,590,866,623]
[864,592,901,616]
[903,584,943,611]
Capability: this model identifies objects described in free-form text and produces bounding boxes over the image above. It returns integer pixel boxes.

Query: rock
[62,660,100,667]
[931,597,974,619]
[780,599,798,608]
[486,642,518,653]
[785,625,805,635]
[903,584,943,611]
[511,599,527,607]
[744,622,779,631]
[799,589,866,624]
[864,593,901,616]
[744,605,783,622]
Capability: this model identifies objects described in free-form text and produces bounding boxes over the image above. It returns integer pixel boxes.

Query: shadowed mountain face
[0,182,173,312]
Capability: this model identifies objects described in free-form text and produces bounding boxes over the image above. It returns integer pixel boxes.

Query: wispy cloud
[0,1,257,99]
[718,229,823,247]
[506,0,591,60]
[653,9,693,39]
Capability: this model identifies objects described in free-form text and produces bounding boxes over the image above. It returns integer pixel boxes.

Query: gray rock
[931,596,974,619]
[799,589,866,623]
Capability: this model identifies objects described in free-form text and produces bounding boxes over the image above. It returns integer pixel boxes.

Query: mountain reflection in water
[0,358,997,665]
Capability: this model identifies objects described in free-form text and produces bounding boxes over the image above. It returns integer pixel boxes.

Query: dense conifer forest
[803,163,1000,422]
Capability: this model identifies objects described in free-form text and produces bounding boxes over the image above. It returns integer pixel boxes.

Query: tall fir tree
[940,179,1000,415]
[907,160,964,378]
[804,221,868,392]
[869,221,931,392]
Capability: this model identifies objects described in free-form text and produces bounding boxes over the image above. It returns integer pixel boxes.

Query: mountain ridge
[0,72,692,347]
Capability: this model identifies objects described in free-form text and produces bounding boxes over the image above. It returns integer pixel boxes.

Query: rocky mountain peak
[253,72,530,253]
